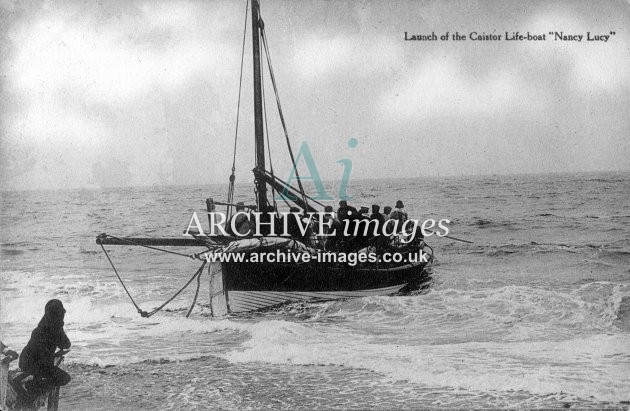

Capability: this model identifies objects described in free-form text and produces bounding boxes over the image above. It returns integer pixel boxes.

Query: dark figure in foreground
[19,299,71,394]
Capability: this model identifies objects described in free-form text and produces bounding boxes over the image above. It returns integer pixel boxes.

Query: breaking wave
[217,284,630,402]
[223,320,630,403]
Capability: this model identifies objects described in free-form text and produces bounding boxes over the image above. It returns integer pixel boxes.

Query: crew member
[337,200,359,222]
[359,206,370,219]
[228,202,251,236]
[285,207,304,240]
[383,206,392,220]
[370,204,388,250]
[322,205,342,250]
[389,200,408,224]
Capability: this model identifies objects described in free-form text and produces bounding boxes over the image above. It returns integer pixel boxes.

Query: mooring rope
[99,242,208,318]
[186,266,203,318]
[99,242,147,317]
[143,260,207,318]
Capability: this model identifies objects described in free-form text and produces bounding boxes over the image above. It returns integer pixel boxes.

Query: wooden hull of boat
[221,260,430,313]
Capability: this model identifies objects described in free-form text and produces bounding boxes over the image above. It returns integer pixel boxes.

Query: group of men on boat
[323,199,416,251]
[336,199,408,224]
[225,199,419,252]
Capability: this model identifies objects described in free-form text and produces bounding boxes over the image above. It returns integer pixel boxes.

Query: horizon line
[1,169,628,193]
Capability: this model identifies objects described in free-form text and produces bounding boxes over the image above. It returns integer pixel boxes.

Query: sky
[0,0,629,190]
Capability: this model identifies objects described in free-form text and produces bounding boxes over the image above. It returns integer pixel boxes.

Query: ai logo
[278,138,358,201]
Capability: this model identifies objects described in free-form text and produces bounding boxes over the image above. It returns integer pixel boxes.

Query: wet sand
[59,359,621,410]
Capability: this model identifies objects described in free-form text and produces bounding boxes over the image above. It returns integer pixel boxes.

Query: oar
[424,229,474,244]
[402,227,473,243]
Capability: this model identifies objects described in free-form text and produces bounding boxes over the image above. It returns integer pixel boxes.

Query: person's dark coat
[337,202,359,221]
[285,209,305,241]
[370,211,385,229]
[19,299,71,382]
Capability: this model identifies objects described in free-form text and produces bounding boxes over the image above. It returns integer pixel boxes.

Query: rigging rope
[266,171,326,208]
[227,0,250,221]
[261,59,278,211]
[259,23,311,211]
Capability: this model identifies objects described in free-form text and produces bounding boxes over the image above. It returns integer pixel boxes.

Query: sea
[1,172,629,410]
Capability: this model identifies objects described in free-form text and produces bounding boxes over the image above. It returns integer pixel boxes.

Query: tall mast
[251,0,267,211]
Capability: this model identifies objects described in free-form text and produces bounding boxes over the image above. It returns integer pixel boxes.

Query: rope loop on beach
[143,260,207,318]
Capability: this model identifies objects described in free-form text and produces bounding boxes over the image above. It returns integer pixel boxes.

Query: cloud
[0,1,243,189]
[572,44,630,92]
[1,0,628,189]
[291,34,402,80]
[379,54,544,121]
[5,96,111,146]
[5,2,237,104]
[525,12,630,94]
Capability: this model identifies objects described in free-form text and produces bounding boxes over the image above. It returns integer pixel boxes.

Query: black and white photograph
[1,0,629,409]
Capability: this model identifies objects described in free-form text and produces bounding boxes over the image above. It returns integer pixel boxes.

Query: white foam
[225,322,630,402]
[5,266,630,402]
